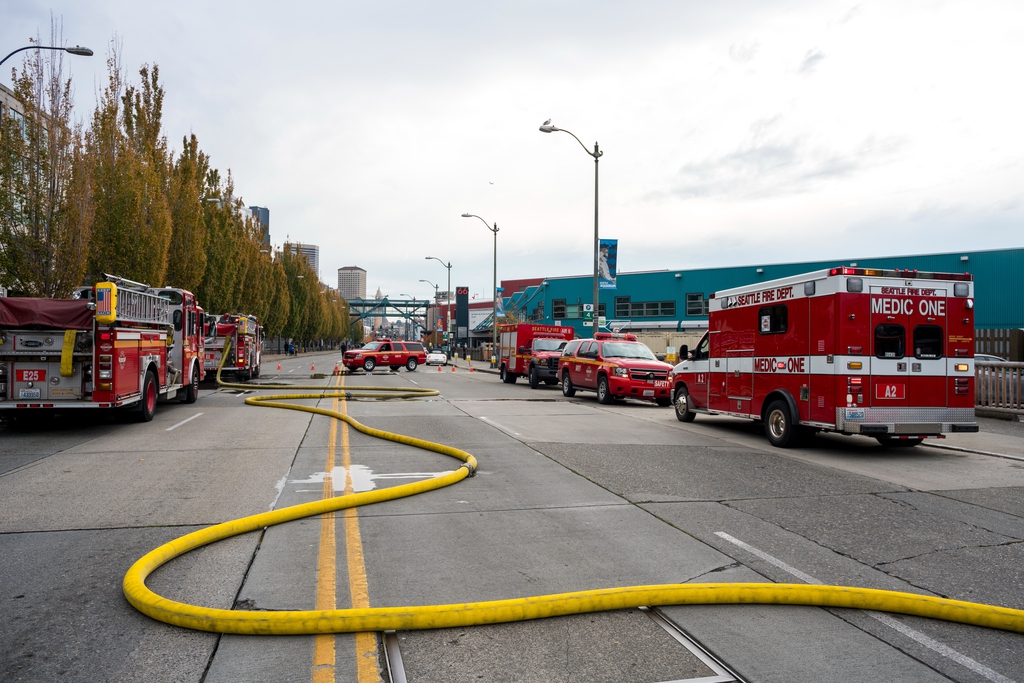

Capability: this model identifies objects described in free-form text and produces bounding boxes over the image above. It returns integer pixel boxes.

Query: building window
[612,296,673,318]
[686,293,708,316]
[615,297,630,318]
[552,299,566,319]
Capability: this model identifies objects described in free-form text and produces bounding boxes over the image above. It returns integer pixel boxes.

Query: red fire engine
[0,276,206,422]
[497,323,575,387]
[204,314,263,380]
[669,266,979,447]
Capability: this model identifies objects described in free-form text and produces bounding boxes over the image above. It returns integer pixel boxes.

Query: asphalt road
[1,353,1022,683]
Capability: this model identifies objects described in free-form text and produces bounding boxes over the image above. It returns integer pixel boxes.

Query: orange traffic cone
[277,362,281,370]
[437,365,442,372]
[311,362,315,372]
[451,364,456,372]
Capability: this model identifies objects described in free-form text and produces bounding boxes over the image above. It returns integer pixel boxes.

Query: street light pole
[462,213,500,366]
[419,278,440,345]
[425,256,452,356]
[0,44,94,68]
[540,120,603,337]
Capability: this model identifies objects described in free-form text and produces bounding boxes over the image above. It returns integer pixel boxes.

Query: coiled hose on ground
[122,344,1024,635]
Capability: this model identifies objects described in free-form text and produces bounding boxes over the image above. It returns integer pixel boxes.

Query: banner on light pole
[599,238,617,290]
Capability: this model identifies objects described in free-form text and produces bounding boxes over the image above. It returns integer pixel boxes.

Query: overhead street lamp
[419,278,440,346]
[425,256,452,356]
[1,44,94,68]
[419,278,439,302]
[462,213,500,366]
[539,119,603,338]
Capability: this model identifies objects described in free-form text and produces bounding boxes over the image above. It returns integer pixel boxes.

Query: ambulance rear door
[869,284,947,409]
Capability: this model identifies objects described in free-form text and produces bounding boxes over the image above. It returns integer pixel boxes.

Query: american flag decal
[96,288,112,316]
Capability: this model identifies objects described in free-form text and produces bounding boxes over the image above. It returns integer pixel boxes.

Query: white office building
[337,266,367,300]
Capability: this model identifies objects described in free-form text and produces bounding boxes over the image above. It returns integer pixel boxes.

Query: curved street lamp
[0,44,94,68]
[540,119,602,337]
[425,256,452,355]
[462,213,500,365]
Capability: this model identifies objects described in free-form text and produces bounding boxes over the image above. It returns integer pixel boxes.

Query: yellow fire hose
[122,346,1024,636]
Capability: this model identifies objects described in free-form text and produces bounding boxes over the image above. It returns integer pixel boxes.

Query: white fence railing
[976,361,1024,414]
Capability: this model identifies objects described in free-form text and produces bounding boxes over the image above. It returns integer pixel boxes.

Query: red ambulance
[669,266,979,447]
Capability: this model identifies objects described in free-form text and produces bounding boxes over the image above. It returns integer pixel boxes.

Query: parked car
[425,349,448,366]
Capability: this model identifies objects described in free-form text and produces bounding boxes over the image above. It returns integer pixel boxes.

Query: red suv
[558,333,673,405]
[343,339,426,372]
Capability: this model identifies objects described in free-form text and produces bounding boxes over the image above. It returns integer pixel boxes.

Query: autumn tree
[0,28,92,297]
[165,133,208,292]
[86,44,171,286]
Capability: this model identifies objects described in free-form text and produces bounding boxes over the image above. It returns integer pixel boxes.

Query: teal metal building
[503,247,1024,348]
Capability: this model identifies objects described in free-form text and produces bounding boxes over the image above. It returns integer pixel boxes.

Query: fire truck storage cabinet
[669,267,979,447]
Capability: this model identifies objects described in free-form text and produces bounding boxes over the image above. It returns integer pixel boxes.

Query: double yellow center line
[313,374,381,683]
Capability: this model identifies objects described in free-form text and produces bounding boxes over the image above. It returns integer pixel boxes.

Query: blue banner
[599,239,617,290]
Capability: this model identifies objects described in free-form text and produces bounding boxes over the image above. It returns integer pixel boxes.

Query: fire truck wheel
[500,365,517,384]
[406,358,418,371]
[181,365,199,404]
[597,376,614,404]
[528,366,540,389]
[764,399,797,448]
[674,386,696,422]
[137,371,158,423]
[363,358,376,372]
[876,436,923,448]
[561,371,576,397]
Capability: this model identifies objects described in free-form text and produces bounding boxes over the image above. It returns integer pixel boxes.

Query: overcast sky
[4,1,1022,301]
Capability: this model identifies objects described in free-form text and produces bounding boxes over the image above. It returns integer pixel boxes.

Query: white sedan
[425,349,448,366]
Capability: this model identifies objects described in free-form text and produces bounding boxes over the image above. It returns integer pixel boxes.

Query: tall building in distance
[338,266,367,300]
[249,206,270,247]
[287,243,320,278]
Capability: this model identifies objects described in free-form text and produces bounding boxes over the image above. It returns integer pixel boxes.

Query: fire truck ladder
[114,288,172,326]
[100,273,172,326]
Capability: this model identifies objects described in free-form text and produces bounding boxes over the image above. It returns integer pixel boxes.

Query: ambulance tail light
[99,354,112,379]
[955,364,970,372]
[98,382,112,391]
[847,361,863,370]
[954,377,970,395]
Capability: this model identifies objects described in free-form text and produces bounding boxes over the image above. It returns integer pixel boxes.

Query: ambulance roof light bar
[827,266,971,281]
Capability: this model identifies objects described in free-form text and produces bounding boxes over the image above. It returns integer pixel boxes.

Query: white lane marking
[166,412,203,431]
[478,416,520,436]
[714,532,1017,683]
